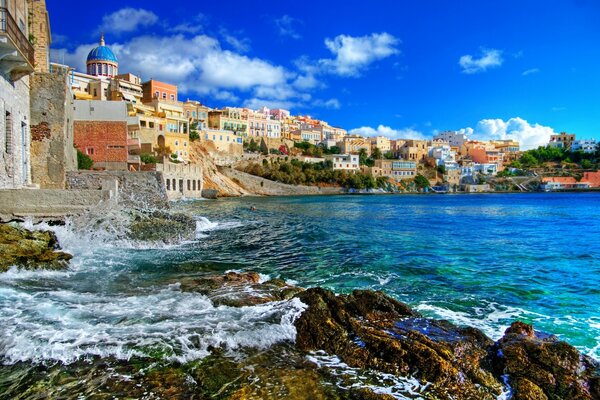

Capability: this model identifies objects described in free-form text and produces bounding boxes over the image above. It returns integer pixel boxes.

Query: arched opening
[157,135,165,148]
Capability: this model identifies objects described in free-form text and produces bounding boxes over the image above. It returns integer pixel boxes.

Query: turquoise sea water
[1,192,599,369]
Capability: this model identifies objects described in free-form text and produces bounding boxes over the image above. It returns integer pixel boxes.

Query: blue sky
[48,1,600,148]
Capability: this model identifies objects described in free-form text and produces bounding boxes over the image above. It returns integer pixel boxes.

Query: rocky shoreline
[1,224,599,399]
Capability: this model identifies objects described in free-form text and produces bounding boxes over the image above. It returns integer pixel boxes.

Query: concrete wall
[0,189,109,218]
[156,161,203,200]
[0,72,31,189]
[30,71,77,188]
[67,171,169,209]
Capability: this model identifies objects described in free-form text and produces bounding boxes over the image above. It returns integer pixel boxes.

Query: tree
[77,149,93,170]
[437,165,446,175]
[358,148,369,166]
[581,159,593,169]
[371,147,383,160]
[383,151,395,160]
[140,153,158,164]
[520,152,537,167]
[414,174,430,189]
[189,122,200,142]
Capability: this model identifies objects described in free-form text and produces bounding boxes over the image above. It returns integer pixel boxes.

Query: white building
[433,131,468,148]
[328,154,360,171]
[571,139,597,153]
[429,144,456,167]
[1,1,35,189]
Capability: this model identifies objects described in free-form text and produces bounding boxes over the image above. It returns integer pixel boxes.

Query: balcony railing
[0,7,35,67]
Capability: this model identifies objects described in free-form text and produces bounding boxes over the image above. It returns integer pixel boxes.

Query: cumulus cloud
[99,8,158,35]
[58,33,338,112]
[459,48,503,74]
[319,33,400,77]
[275,15,302,39]
[460,117,557,150]
[522,68,540,76]
[349,125,425,140]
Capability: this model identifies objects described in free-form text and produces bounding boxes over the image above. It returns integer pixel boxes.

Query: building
[294,128,322,145]
[208,108,248,136]
[142,79,177,103]
[155,159,203,200]
[581,171,600,188]
[549,132,576,150]
[470,147,504,168]
[434,131,468,148]
[184,100,210,130]
[110,73,143,103]
[327,154,359,171]
[399,140,428,162]
[1,0,35,189]
[370,159,417,181]
[339,135,371,155]
[73,100,129,170]
[201,128,243,154]
[86,34,118,78]
[540,177,589,191]
[247,108,281,139]
[369,136,391,153]
[429,144,456,167]
[571,139,597,153]
[27,0,51,73]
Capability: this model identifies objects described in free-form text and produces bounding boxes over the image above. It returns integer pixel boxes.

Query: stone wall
[155,160,203,200]
[27,0,51,73]
[30,71,77,188]
[221,167,344,196]
[67,171,169,209]
[0,189,109,219]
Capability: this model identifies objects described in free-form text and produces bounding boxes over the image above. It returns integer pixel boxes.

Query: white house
[328,154,360,171]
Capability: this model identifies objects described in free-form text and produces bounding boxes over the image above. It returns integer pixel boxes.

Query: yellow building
[208,107,248,136]
[369,136,391,153]
[399,140,428,162]
[339,135,371,155]
[369,159,417,181]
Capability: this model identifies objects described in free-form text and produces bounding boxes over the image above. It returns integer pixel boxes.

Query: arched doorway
[157,135,165,148]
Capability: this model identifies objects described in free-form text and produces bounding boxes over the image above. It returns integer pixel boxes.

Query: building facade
[549,132,576,150]
[1,0,35,188]
[328,154,359,171]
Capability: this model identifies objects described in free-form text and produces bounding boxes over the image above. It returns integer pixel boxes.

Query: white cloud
[171,13,206,34]
[319,33,400,77]
[313,98,341,110]
[349,125,425,140]
[522,68,540,76]
[459,48,503,74]
[275,15,302,39]
[99,8,158,35]
[220,30,251,53]
[460,117,557,150]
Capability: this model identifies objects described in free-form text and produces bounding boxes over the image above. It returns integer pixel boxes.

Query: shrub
[77,149,93,170]
[140,153,158,164]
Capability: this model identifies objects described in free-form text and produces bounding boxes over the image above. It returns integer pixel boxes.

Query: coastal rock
[177,271,303,307]
[127,210,196,243]
[495,321,600,400]
[294,288,504,399]
[0,223,71,272]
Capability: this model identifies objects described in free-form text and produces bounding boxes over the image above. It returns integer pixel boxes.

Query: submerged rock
[0,223,72,272]
[494,321,600,400]
[128,210,196,243]
[178,271,304,307]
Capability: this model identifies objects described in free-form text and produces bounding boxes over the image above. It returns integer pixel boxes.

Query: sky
[47,0,600,149]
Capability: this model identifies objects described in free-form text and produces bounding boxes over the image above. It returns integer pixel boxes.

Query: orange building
[142,79,178,103]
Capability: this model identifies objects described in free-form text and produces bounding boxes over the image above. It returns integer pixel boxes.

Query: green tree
[383,151,395,159]
[77,149,93,170]
[371,147,383,160]
[520,152,537,167]
[140,153,158,164]
[358,148,369,166]
[437,165,446,175]
[581,159,593,169]
[414,174,430,189]
[189,122,200,142]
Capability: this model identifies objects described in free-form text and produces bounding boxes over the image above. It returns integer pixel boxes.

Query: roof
[541,177,577,184]
[87,45,118,63]
[582,171,600,188]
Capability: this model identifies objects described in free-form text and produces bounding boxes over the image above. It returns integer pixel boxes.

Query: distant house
[582,171,600,188]
[540,177,590,191]
[327,154,360,171]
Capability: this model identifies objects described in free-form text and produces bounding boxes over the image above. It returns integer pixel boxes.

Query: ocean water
[1,193,599,395]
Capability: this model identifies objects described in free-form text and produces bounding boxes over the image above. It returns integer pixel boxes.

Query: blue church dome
[86,35,118,63]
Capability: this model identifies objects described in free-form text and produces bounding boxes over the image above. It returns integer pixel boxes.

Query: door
[21,122,28,185]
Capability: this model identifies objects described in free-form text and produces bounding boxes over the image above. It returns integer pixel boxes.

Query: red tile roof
[541,177,577,184]
[582,171,600,188]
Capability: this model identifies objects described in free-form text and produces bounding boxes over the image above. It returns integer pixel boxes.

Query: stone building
[155,159,203,200]
[27,0,51,73]
[1,0,35,189]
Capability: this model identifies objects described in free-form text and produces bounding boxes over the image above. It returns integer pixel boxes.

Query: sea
[1,192,599,397]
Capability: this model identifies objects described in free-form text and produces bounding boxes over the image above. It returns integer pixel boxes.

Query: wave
[0,285,307,365]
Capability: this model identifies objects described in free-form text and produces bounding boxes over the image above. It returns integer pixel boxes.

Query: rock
[495,321,600,400]
[0,223,71,272]
[127,210,196,243]
[177,271,304,307]
[294,288,503,399]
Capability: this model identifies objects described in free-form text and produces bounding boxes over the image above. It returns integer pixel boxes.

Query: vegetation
[189,122,200,142]
[242,159,387,190]
[244,139,260,152]
[140,153,158,164]
[293,141,341,157]
[76,149,93,170]
[518,144,600,168]
[414,174,431,189]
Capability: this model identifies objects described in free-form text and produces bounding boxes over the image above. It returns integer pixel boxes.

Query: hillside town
[2,0,600,215]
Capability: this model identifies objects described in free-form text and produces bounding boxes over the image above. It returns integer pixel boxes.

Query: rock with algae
[0,223,71,272]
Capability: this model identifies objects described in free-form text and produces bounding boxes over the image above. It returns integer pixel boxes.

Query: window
[166,179,170,191]
[198,180,201,190]
[204,134,208,140]
[86,147,94,155]
[187,180,191,191]
[219,135,223,141]
[155,91,160,98]
[149,122,155,129]
[175,141,179,146]
[93,89,97,97]
[192,180,196,191]
[184,141,187,147]
[186,111,190,117]
[170,94,175,101]
[5,112,12,154]
[140,120,147,127]
[162,92,167,99]
[172,179,176,190]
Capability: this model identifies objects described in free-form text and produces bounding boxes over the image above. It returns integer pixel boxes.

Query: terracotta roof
[541,177,577,184]
[582,171,600,188]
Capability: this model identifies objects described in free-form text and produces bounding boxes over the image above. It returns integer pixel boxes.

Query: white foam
[0,285,307,365]
[0,266,73,281]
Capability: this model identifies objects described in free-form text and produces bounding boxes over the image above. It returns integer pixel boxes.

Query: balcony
[0,7,34,81]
